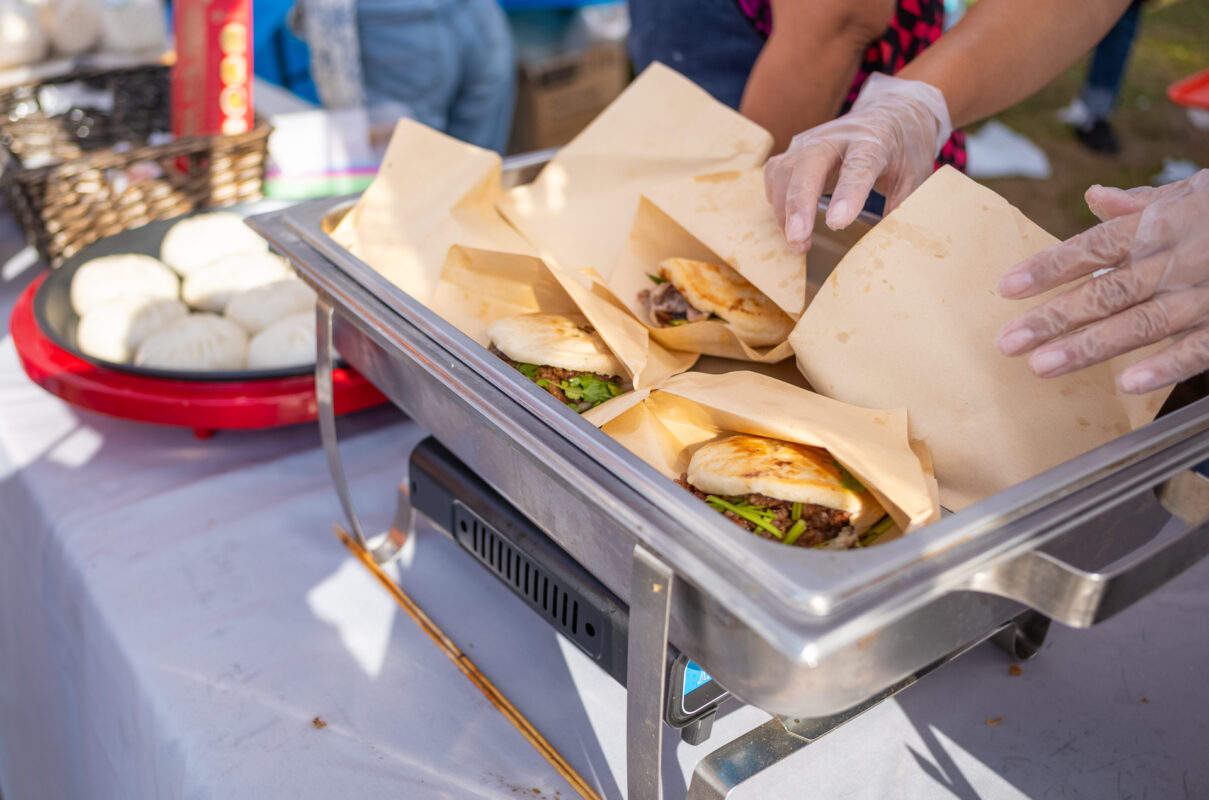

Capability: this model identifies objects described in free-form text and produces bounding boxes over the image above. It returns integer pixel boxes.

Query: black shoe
[1074,119,1120,155]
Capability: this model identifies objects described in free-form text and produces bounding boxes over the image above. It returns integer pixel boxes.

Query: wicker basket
[0,65,271,266]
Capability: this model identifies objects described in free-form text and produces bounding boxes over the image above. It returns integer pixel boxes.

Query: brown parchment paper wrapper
[497,62,773,281]
[330,119,534,304]
[609,169,815,362]
[790,166,1170,511]
[431,246,697,390]
[583,371,940,537]
[643,169,809,316]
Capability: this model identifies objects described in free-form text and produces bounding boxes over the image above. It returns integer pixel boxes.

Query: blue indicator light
[683,660,713,693]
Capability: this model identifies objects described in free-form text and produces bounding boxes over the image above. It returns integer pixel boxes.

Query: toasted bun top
[687,435,883,524]
[488,313,624,377]
[660,258,793,347]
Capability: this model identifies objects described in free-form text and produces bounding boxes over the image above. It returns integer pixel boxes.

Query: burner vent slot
[452,502,602,657]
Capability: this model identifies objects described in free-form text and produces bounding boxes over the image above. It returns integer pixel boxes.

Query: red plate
[1168,66,1209,110]
[11,272,387,437]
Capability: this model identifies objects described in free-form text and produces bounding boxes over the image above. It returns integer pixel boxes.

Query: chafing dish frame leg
[684,612,1041,800]
[628,545,674,800]
[685,671,928,799]
[316,301,408,564]
[990,610,1051,661]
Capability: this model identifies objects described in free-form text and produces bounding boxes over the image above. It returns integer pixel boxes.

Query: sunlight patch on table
[47,425,103,469]
[305,558,397,679]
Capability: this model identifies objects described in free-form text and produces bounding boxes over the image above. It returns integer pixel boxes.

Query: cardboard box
[508,42,630,154]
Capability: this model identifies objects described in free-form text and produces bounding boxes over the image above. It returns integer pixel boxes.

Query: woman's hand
[762,73,951,253]
[996,170,1209,394]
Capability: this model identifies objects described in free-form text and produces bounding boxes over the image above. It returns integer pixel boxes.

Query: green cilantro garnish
[559,374,622,409]
[857,515,894,547]
[834,461,867,493]
[512,364,622,413]
[668,318,689,326]
[783,519,807,546]
[647,273,668,284]
[705,496,783,539]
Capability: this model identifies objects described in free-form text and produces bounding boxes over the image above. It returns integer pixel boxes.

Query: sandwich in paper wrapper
[430,246,696,407]
[790,166,1170,511]
[610,168,851,362]
[584,371,940,548]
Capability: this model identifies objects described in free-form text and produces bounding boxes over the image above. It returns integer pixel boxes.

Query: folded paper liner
[791,166,1170,511]
[498,62,773,281]
[610,169,824,362]
[330,119,534,304]
[584,371,940,538]
[431,247,697,390]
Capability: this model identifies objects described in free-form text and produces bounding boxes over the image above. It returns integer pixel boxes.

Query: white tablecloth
[2,211,1208,800]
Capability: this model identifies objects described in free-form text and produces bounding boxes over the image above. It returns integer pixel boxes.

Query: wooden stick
[335,525,604,800]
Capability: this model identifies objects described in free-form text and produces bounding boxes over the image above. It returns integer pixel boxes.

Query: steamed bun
[70,253,179,316]
[160,212,269,277]
[76,294,187,362]
[98,0,165,54]
[44,0,101,55]
[181,252,292,313]
[135,314,248,371]
[224,277,317,333]
[246,312,315,370]
[0,1,47,69]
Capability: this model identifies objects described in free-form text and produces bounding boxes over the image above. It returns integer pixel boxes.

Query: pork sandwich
[488,313,625,413]
[638,258,794,347]
[677,435,893,549]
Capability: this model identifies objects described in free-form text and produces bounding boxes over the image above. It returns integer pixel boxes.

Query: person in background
[254,0,321,104]
[296,0,515,154]
[1058,0,1146,154]
[761,0,1209,394]
[628,0,966,172]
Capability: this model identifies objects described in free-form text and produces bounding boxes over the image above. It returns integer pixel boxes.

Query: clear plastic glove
[995,169,1209,394]
[763,72,952,253]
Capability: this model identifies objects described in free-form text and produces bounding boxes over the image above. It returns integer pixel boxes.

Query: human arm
[995,171,1209,394]
[764,0,1133,252]
[739,0,895,154]
[894,0,1128,128]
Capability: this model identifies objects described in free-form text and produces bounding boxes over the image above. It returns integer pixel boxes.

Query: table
[2,209,1208,800]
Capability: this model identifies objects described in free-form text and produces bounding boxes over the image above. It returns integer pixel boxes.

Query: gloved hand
[996,169,1209,394]
[763,72,952,253]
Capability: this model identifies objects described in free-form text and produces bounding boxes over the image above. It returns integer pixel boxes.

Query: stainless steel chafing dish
[248,153,1209,799]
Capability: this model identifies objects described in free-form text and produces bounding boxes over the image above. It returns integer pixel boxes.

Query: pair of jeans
[357,0,516,153]
[1081,0,1144,120]
[627,0,764,110]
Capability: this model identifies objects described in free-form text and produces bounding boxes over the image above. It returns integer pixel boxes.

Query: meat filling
[639,281,712,327]
[676,474,853,548]
[489,344,621,408]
